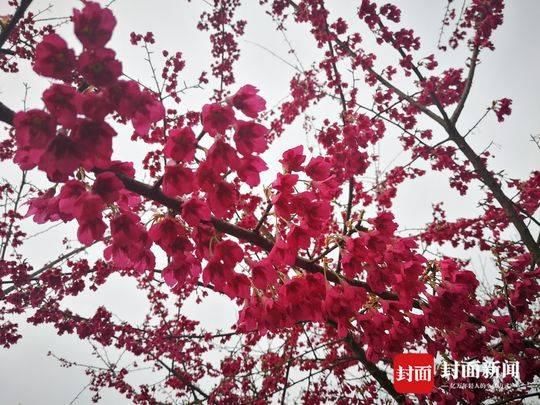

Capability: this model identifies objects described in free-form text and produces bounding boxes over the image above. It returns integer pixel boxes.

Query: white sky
[0,0,539,403]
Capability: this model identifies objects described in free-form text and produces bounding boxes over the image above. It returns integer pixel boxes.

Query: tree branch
[0,0,34,49]
[156,359,209,400]
[451,45,480,123]
[2,244,91,296]
[345,332,405,404]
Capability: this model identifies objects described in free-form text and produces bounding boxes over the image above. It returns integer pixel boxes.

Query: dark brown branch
[345,333,405,404]
[280,353,293,405]
[156,359,209,400]
[0,0,34,49]
[254,201,273,233]
[451,45,480,123]
[2,244,91,296]
[447,126,540,264]
[284,1,540,265]
[0,171,26,262]
[0,101,15,125]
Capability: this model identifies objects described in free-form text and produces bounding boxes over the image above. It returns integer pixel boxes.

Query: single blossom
[201,103,235,136]
[91,172,124,204]
[42,84,78,128]
[149,216,188,255]
[305,156,332,181]
[78,48,122,87]
[236,155,268,187]
[33,34,76,81]
[73,1,117,49]
[207,180,238,218]
[76,90,114,121]
[280,145,305,172]
[181,197,211,227]
[13,110,56,151]
[130,90,165,135]
[106,81,163,134]
[229,85,266,118]
[38,134,82,182]
[233,120,268,156]
[71,119,115,170]
[164,127,197,162]
[162,164,195,197]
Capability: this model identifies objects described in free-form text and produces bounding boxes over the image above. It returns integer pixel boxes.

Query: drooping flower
[250,259,277,290]
[280,145,305,172]
[71,192,106,245]
[305,156,331,181]
[57,180,87,217]
[181,197,211,227]
[149,216,188,255]
[73,1,117,49]
[230,85,266,118]
[38,134,82,182]
[494,98,512,122]
[13,109,56,152]
[78,48,122,87]
[25,189,62,224]
[42,84,78,128]
[104,211,155,273]
[91,172,124,204]
[206,140,240,173]
[162,164,195,197]
[207,181,238,218]
[33,34,76,81]
[164,127,197,162]
[76,90,113,121]
[71,119,115,170]
[237,155,267,187]
[129,90,164,135]
[222,273,251,300]
[162,253,201,287]
[76,218,107,246]
[201,103,235,136]
[233,120,268,156]
[106,81,163,134]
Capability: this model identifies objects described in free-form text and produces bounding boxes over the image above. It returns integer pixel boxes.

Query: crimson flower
[233,120,268,156]
[149,216,187,255]
[71,119,115,170]
[107,81,163,135]
[33,34,76,82]
[162,254,201,287]
[229,85,266,118]
[494,98,512,122]
[181,197,211,227]
[280,145,305,172]
[91,172,124,204]
[305,156,332,181]
[162,164,195,197]
[164,127,197,162]
[13,110,56,151]
[71,192,107,245]
[76,91,113,121]
[201,103,235,136]
[207,180,238,218]
[237,155,267,187]
[42,84,78,128]
[38,134,82,182]
[78,48,122,87]
[73,1,117,49]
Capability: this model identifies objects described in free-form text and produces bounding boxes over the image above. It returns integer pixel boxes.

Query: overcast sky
[0,0,539,403]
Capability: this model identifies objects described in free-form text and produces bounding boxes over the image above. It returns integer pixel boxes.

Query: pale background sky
[0,0,538,403]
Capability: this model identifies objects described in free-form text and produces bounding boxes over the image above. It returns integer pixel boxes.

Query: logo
[393,353,434,394]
